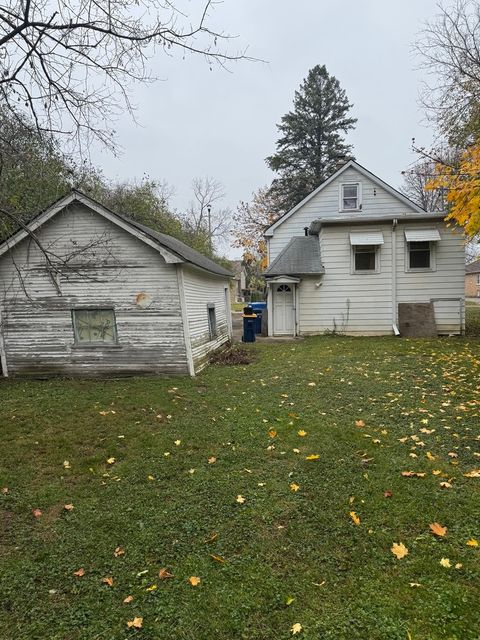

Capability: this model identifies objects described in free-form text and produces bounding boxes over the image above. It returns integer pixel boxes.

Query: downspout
[0,300,9,377]
[392,219,400,336]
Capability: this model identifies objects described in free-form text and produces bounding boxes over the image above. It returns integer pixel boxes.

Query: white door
[273,284,294,335]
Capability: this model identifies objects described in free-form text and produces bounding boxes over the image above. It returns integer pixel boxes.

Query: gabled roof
[264,236,324,277]
[0,190,232,278]
[264,160,426,237]
[466,259,480,274]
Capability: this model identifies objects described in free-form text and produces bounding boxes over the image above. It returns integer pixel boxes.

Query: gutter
[0,301,8,377]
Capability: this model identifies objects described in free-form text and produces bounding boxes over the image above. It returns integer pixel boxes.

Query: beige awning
[349,231,384,245]
[404,229,441,242]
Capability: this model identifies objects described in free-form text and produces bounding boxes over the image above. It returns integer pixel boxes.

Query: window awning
[404,229,441,242]
[349,231,384,245]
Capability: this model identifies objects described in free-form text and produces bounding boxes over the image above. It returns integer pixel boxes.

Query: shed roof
[264,236,324,277]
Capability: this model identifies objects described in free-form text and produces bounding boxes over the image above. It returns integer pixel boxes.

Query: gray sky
[91,0,441,257]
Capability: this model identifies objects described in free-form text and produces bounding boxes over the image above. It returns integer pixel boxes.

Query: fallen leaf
[391,542,409,559]
[383,490,393,498]
[297,430,307,437]
[355,420,365,427]
[440,481,452,488]
[174,440,181,446]
[409,582,422,588]
[236,495,246,504]
[204,532,218,544]
[291,622,303,635]
[268,430,277,438]
[439,557,451,568]
[32,508,42,518]
[102,576,114,587]
[350,511,361,526]
[127,617,143,629]
[188,468,196,474]
[147,475,155,481]
[290,482,300,492]
[64,503,74,511]
[146,584,157,592]
[432,469,442,476]
[158,568,173,579]
[286,596,295,606]
[188,576,201,586]
[210,554,226,564]
[463,469,480,478]
[114,546,125,557]
[73,568,85,577]
[123,595,134,604]
[307,382,316,386]
[106,457,116,465]
[426,452,436,461]
[63,460,71,469]
[466,538,479,547]
[455,562,463,569]
[305,454,320,461]
[429,522,447,537]
[208,456,217,464]
[1,487,8,494]
[401,471,426,478]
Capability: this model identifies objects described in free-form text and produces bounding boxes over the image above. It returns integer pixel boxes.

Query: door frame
[266,276,300,337]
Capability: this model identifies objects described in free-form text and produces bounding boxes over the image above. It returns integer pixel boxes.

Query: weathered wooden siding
[297,222,465,336]
[182,265,231,373]
[0,203,190,376]
[268,167,420,262]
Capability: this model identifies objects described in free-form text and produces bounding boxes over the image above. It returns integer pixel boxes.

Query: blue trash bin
[250,302,267,334]
[242,313,257,342]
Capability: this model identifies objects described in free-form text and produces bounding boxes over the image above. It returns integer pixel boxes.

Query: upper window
[72,309,117,344]
[207,304,217,340]
[353,245,377,272]
[408,241,431,270]
[341,183,361,211]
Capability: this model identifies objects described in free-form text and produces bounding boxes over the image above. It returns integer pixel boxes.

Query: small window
[408,241,431,269]
[72,309,117,344]
[207,304,217,340]
[341,183,360,211]
[477,274,480,285]
[353,245,377,272]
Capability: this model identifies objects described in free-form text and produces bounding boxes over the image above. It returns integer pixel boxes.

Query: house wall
[297,221,464,336]
[268,167,420,262]
[182,265,231,372]
[465,273,480,297]
[0,204,189,376]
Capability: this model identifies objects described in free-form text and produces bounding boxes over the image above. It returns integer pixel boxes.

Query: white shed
[0,191,232,377]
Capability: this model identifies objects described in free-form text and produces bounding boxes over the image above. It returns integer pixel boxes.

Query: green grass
[231,302,245,312]
[1,336,480,640]
[466,301,480,336]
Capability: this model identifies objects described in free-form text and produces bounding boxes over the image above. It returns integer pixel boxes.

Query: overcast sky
[91,0,441,257]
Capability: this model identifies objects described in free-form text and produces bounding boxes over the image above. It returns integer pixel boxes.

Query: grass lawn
[466,300,480,336]
[1,336,480,640]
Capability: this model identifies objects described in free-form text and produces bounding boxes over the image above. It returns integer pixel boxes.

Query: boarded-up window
[207,304,217,340]
[72,309,117,344]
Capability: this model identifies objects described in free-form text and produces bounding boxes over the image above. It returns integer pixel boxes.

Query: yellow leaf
[350,511,360,526]
[305,454,320,461]
[297,430,307,437]
[102,576,114,587]
[73,568,85,577]
[188,576,201,586]
[174,440,181,446]
[355,420,365,427]
[307,382,316,387]
[290,483,300,492]
[291,623,303,635]
[123,595,134,603]
[63,460,71,469]
[236,495,246,504]
[286,596,295,606]
[114,546,125,557]
[208,456,217,464]
[127,617,143,629]
[429,522,447,537]
[463,469,480,478]
[426,452,436,461]
[268,429,277,438]
[210,554,227,564]
[439,557,451,568]
[106,457,116,465]
[147,475,155,481]
[440,481,452,488]
[401,471,426,478]
[466,538,479,547]
[146,584,157,592]
[409,582,422,588]
[391,542,409,559]
[64,503,74,511]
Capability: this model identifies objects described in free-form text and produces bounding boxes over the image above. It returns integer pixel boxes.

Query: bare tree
[400,159,446,211]
[182,176,231,252]
[415,0,480,145]
[0,0,248,151]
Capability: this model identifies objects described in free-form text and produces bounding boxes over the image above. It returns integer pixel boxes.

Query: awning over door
[349,231,384,245]
[404,229,441,242]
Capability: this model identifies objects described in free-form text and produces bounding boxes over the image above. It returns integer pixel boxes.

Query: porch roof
[264,236,324,277]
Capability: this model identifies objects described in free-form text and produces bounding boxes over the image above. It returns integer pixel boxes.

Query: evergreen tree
[266,65,357,212]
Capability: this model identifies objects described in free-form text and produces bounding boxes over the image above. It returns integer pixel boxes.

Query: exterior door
[273,284,294,335]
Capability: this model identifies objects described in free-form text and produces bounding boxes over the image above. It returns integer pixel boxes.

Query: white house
[264,161,465,337]
[0,191,232,377]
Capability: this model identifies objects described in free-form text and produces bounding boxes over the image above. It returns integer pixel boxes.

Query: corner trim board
[176,264,195,377]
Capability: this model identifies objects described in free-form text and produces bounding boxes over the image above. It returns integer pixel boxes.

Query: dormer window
[340,183,361,211]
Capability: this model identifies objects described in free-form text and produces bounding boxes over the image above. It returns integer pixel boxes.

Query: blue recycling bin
[242,314,257,342]
[250,302,267,334]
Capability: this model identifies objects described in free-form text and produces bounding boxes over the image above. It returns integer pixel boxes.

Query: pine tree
[266,65,357,212]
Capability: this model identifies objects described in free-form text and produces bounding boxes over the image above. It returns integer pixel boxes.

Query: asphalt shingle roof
[264,236,324,276]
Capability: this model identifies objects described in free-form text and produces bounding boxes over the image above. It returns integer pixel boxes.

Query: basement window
[72,309,117,344]
[207,304,217,340]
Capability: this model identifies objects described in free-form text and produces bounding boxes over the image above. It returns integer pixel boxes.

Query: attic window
[341,183,361,211]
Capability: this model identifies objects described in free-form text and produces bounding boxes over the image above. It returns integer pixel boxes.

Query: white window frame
[71,308,118,345]
[340,182,362,212]
[207,303,217,340]
[351,244,380,274]
[405,240,436,273]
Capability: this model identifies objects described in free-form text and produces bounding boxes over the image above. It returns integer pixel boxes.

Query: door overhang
[266,275,301,285]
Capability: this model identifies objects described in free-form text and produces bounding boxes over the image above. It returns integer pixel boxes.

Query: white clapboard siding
[182,265,231,372]
[297,222,465,336]
[268,167,421,262]
[0,204,190,376]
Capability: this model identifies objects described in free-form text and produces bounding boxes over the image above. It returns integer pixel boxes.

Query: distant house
[466,259,480,297]
[263,160,465,337]
[0,191,232,377]
[230,260,247,302]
